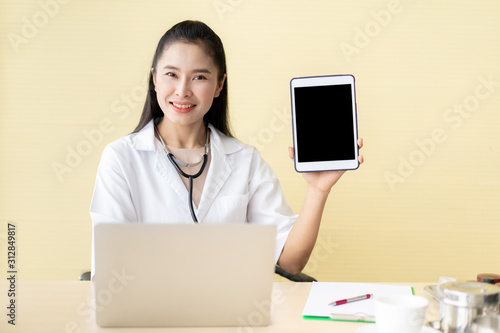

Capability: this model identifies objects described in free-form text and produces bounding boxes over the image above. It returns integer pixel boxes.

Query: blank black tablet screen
[294,84,355,162]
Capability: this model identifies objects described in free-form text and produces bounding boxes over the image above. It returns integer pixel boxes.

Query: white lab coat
[90,120,297,275]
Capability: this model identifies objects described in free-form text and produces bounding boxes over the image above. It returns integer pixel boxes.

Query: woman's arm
[277,139,364,275]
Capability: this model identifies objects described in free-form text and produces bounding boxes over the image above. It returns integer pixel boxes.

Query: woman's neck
[156,119,207,149]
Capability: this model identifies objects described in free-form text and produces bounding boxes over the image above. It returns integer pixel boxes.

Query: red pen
[329,294,373,306]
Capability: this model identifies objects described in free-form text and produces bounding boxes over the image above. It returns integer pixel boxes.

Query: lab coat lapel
[134,120,194,222]
[153,135,193,222]
[196,126,236,222]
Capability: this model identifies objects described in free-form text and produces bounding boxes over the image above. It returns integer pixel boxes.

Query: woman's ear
[214,74,226,98]
[151,68,157,91]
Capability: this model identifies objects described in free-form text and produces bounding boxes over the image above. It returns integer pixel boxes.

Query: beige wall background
[0,0,499,282]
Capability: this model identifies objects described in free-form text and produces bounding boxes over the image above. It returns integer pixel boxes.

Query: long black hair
[133,20,232,137]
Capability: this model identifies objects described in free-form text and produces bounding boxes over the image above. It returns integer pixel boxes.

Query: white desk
[0,281,438,333]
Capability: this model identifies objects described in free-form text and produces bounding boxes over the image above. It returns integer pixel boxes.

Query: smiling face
[152,42,225,129]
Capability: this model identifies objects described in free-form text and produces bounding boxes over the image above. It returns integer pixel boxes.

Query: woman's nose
[175,78,192,97]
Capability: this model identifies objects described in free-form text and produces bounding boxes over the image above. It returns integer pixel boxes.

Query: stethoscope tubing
[166,152,208,223]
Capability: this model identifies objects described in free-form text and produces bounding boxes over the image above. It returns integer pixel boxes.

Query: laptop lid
[94,223,276,327]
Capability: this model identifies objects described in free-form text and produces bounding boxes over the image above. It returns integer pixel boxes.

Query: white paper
[302,282,414,318]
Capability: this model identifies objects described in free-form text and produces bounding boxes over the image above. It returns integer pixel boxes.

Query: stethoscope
[154,123,209,223]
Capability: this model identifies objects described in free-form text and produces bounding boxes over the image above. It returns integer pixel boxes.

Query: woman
[90,20,363,277]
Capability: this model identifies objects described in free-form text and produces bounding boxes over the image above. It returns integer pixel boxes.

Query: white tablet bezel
[290,74,359,172]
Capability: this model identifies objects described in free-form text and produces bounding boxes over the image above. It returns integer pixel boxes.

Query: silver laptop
[94,223,276,327]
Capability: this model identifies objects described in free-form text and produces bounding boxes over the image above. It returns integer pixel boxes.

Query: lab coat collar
[206,123,243,156]
[131,119,243,156]
[131,120,157,151]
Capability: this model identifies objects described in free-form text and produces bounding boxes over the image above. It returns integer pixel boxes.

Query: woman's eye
[165,72,176,77]
[194,75,207,80]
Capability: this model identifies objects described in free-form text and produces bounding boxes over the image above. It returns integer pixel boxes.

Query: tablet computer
[290,74,359,172]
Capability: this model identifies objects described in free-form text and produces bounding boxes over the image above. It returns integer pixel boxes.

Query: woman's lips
[170,102,196,113]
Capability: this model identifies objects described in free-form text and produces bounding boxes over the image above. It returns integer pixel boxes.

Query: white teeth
[172,103,194,109]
